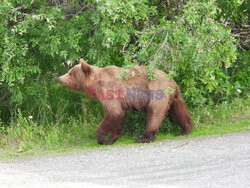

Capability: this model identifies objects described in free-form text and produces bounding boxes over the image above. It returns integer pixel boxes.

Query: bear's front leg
[96,128,108,145]
[96,112,125,145]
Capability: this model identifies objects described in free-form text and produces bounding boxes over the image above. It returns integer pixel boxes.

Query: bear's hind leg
[170,95,193,136]
[134,105,167,143]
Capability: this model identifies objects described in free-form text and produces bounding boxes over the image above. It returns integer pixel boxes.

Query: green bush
[0,0,248,144]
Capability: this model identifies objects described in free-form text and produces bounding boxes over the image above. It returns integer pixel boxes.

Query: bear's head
[58,59,96,92]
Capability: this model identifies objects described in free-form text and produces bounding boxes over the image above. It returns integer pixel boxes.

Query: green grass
[0,97,249,160]
[157,119,249,140]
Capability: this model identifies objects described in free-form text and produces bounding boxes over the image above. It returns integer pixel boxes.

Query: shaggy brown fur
[58,59,193,145]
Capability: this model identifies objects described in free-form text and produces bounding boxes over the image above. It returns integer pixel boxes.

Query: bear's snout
[57,77,62,84]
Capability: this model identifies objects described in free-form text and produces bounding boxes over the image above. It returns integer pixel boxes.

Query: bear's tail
[170,87,193,136]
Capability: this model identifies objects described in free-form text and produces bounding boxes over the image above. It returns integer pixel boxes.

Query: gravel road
[0,131,250,188]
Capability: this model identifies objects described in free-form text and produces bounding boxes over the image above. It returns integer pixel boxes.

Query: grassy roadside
[1,119,249,161]
[0,97,249,161]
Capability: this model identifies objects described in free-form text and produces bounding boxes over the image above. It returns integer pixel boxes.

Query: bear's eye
[69,73,72,77]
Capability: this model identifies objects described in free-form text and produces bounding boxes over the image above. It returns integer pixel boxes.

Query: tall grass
[191,97,249,126]
[0,81,249,155]
[0,107,100,152]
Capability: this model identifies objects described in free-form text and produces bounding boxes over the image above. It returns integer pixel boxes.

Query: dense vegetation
[0,0,249,152]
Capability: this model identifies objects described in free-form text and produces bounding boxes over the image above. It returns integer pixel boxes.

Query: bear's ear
[79,59,91,76]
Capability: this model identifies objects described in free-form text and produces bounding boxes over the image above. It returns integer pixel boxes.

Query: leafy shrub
[0,0,248,139]
[131,1,238,106]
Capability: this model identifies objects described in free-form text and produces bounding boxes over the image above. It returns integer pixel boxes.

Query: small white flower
[28,116,33,119]
[237,89,242,93]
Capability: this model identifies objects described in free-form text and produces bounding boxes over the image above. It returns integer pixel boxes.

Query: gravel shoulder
[0,131,250,188]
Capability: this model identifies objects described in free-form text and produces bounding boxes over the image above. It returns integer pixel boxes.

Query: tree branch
[0,91,10,103]
[150,31,169,61]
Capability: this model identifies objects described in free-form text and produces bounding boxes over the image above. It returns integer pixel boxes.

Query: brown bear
[58,59,193,145]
